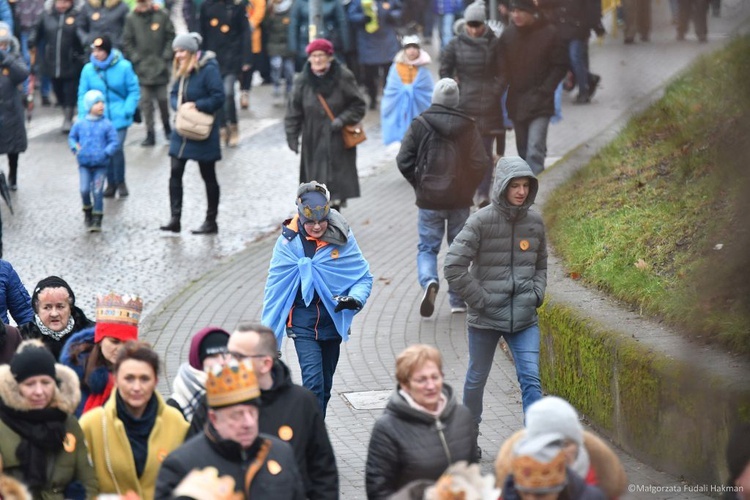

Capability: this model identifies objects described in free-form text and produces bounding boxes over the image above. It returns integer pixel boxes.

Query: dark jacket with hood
[169,51,225,162]
[498,17,567,124]
[155,425,305,499]
[285,59,366,202]
[396,103,489,210]
[260,360,338,500]
[444,156,547,333]
[18,306,94,360]
[122,5,175,86]
[60,326,111,417]
[0,36,28,156]
[365,383,477,500]
[198,0,252,75]
[77,0,130,48]
[439,28,504,135]
[537,0,602,41]
[32,4,85,80]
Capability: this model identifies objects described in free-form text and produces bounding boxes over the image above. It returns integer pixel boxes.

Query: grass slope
[544,34,750,357]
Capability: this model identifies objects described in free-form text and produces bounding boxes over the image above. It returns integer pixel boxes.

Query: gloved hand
[287,136,299,154]
[334,295,363,312]
[487,19,503,36]
[330,117,344,132]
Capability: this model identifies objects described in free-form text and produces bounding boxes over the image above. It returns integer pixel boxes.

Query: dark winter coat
[32,5,86,80]
[288,0,350,57]
[497,18,567,124]
[261,360,338,499]
[199,0,251,75]
[263,0,294,58]
[16,0,44,30]
[155,427,305,499]
[285,59,366,202]
[538,0,602,41]
[0,325,22,364]
[0,259,33,326]
[502,468,607,500]
[77,0,130,48]
[365,383,478,500]
[0,37,28,156]
[396,104,488,210]
[347,0,402,65]
[169,51,225,162]
[17,306,95,360]
[444,156,547,333]
[439,29,504,135]
[121,6,175,85]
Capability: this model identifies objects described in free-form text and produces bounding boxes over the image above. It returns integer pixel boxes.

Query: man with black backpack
[396,78,488,318]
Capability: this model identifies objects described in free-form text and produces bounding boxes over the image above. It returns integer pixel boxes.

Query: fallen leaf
[635,259,649,270]
[569,272,581,280]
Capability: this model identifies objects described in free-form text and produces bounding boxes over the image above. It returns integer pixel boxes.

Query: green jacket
[0,358,99,499]
[122,6,176,85]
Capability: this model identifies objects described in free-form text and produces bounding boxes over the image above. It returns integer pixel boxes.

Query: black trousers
[169,157,220,221]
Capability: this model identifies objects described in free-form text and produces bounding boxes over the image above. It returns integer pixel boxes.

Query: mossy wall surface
[538,301,750,486]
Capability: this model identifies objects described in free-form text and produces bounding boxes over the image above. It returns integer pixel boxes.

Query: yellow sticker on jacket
[151,22,160,30]
[66,16,75,24]
[92,12,100,20]
[519,240,530,251]
[210,18,219,26]
[278,425,294,441]
[267,460,282,475]
[220,24,230,33]
[331,249,339,259]
[63,433,76,453]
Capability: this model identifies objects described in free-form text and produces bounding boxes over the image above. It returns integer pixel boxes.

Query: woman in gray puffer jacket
[444,156,547,423]
[365,345,477,500]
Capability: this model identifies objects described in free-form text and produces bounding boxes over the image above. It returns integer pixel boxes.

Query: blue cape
[381,65,434,145]
[261,222,373,345]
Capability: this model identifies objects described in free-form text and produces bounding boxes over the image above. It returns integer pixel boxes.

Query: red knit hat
[305,38,334,56]
[94,292,143,343]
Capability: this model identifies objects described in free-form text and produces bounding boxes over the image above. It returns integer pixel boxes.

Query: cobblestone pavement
[3,1,748,497]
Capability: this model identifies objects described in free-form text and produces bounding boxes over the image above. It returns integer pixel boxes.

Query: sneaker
[420,281,439,318]
[587,74,601,100]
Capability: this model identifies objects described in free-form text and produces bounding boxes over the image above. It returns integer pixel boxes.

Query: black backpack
[414,116,461,205]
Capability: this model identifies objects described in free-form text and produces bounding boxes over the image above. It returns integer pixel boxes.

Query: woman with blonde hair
[365,344,477,499]
[160,32,225,235]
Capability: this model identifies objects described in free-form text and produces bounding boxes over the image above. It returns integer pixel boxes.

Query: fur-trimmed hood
[0,473,31,500]
[0,342,81,415]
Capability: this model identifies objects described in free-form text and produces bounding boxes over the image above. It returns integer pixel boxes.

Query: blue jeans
[418,208,469,306]
[107,128,127,186]
[438,13,455,48]
[568,39,590,96]
[463,324,542,423]
[80,165,107,213]
[474,135,496,202]
[291,335,342,418]
[514,116,549,176]
[270,56,295,95]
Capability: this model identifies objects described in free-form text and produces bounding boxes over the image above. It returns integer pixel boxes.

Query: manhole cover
[341,390,392,410]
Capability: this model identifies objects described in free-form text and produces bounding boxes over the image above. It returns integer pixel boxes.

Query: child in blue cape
[381,35,434,145]
[68,89,119,232]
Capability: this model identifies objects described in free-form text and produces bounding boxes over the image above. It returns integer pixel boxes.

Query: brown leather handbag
[317,94,367,149]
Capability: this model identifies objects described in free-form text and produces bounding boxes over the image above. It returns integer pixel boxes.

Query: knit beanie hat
[526,396,584,446]
[83,90,105,114]
[10,341,57,383]
[206,359,261,409]
[464,0,487,23]
[32,276,76,312]
[188,326,230,370]
[0,22,12,44]
[305,38,334,56]
[432,78,460,108]
[172,32,202,53]
[94,292,143,343]
[91,35,113,54]
[401,34,421,48]
[297,181,330,224]
[512,433,568,494]
[509,0,536,13]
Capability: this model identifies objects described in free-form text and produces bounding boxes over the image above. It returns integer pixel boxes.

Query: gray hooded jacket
[444,156,547,333]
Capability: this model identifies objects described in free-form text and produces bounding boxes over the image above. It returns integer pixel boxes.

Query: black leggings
[169,157,220,218]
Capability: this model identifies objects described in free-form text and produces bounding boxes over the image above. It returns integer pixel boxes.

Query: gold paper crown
[512,450,567,493]
[206,360,261,408]
[96,292,143,326]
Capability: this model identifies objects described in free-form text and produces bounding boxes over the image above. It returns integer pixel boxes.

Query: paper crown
[512,450,567,493]
[206,359,261,409]
[94,292,143,343]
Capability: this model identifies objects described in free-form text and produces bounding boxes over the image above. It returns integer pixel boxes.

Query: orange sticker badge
[331,249,339,259]
[382,1,390,8]
[278,425,294,441]
[267,460,282,475]
[210,18,219,26]
[157,449,169,462]
[63,433,76,453]
[220,24,230,33]
[92,12,100,20]
[66,16,75,24]
[151,22,160,30]
[519,240,530,251]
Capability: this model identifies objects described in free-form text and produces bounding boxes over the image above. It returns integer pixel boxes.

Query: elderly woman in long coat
[284,38,366,210]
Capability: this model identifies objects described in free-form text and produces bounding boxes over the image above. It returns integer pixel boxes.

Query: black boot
[141,130,156,147]
[191,219,218,234]
[191,180,219,234]
[160,173,183,232]
[8,164,17,191]
[118,183,129,198]
[62,106,74,133]
[89,213,102,232]
[164,123,172,141]
[83,207,93,228]
[103,183,117,198]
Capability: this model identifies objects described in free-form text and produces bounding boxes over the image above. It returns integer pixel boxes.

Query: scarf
[83,372,114,414]
[116,392,158,478]
[34,314,75,342]
[169,363,207,423]
[90,50,116,70]
[302,59,341,97]
[399,388,448,417]
[0,399,67,488]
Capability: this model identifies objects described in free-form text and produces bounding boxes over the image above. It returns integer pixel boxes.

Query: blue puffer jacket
[0,260,33,325]
[347,0,402,65]
[68,115,120,167]
[77,49,141,130]
[169,52,225,162]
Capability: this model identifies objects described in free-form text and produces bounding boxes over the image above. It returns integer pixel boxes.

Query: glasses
[466,21,484,28]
